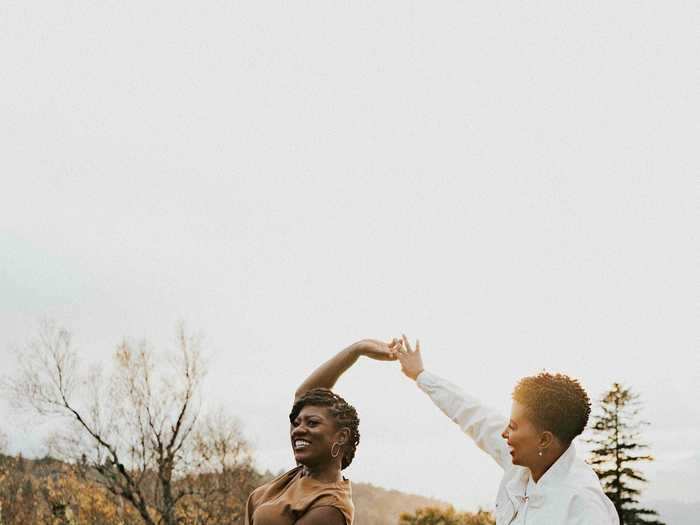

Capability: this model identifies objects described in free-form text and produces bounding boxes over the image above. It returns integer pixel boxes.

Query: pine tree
[587,383,664,525]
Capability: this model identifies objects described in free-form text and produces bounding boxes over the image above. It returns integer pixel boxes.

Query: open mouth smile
[293,439,311,451]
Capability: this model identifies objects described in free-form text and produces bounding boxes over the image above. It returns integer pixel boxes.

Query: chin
[509,452,522,466]
[294,453,317,468]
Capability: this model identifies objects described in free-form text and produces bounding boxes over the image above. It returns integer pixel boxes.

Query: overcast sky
[1,1,698,511]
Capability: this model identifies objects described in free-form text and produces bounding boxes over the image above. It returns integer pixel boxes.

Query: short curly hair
[512,372,591,443]
[289,388,360,470]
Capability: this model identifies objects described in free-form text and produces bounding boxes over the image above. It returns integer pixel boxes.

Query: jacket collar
[505,443,577,509]
[536,442,577,490]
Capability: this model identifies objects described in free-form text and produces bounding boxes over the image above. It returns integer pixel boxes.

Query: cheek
[312,426,334,443]
[511,429,532,447]
[519,431,540,450]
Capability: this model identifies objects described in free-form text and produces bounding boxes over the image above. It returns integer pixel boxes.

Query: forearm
[294,345,361,401]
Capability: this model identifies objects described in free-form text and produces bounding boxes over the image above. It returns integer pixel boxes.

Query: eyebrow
[296,414,324,421]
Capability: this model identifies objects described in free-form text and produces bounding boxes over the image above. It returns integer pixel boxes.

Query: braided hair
[289,388,360,470]
[512,372,591,444]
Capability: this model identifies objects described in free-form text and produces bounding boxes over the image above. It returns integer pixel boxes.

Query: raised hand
[350,338,401,361]
[295,338,403,401]
[396,334,424,380]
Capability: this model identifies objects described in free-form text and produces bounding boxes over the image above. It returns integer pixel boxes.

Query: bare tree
[176,410,263,524]
[2,320,253,525]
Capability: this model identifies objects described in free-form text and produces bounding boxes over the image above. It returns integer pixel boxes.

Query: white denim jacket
[416,370,619,525]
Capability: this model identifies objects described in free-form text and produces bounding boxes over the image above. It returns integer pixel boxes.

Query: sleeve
[416,370,511,470]
[244,486,262,525]
[244,493,254,525]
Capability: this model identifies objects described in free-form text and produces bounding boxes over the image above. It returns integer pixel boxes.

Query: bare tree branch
[1,320,255,525]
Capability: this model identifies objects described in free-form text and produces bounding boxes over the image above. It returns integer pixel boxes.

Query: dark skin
[295,506,346,525]
[287,407,347,524]
[501,400,568,482]
[292,338,400,482]
[287,338,400,523]
[295,338,400,402]
[290,405,348,483]
[396,334,569,483]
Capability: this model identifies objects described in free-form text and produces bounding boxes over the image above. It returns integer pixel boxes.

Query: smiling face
[501,400,545,468]
[290,405,347,468]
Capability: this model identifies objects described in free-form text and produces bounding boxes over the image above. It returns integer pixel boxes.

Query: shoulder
[296,506,347,525]
[563,455,608,491]
[569,490,619,524]
[249,466,304,500]
[559,465,607,500]
[266,466,305,486]
[304,481,354,524]
[562,483,618,524]
[547,460,617,522]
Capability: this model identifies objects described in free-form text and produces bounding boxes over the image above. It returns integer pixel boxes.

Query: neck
[529,461,553,483]
[302,462,343,483]
[529,444,568,483]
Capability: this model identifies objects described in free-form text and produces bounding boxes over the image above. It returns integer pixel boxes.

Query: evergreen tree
[587,383,664,525]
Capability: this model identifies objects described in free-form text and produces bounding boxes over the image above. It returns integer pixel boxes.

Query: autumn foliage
[0,453,268,525]
[399,506,495,525]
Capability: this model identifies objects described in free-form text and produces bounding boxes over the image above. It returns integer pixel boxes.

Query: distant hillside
[352,481,452,525]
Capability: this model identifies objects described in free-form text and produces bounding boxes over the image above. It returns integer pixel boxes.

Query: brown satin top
[245,466,354,525]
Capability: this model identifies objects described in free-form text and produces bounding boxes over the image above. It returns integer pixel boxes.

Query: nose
[291,425,309,439]
[501,427,509,440]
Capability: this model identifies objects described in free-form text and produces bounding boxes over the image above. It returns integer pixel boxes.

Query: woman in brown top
[245,338,401,525]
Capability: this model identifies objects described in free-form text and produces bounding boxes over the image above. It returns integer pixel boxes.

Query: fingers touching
[393,334,424,380]
[400,334,420,354]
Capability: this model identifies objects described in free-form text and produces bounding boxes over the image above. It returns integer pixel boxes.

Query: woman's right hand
[396,334,424,380]
[349,338,401,361]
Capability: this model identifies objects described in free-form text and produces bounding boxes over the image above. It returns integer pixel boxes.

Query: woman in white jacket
[396,334,619,525]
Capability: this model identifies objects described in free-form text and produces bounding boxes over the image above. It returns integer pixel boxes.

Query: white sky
[1,0,698,510]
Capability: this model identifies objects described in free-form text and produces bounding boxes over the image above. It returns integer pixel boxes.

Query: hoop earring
[331,442,341,459]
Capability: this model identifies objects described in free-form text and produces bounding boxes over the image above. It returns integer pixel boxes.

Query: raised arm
[294,338,401,402]
[397,334,512,470]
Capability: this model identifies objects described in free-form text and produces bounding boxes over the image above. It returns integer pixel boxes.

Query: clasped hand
[351,334,424,381]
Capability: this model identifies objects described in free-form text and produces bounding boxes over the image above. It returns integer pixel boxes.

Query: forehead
[296,405,332,419]
[510,400,530,422]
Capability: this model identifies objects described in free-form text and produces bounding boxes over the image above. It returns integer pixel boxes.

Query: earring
[538,450,543,457]
[331,442,341,458]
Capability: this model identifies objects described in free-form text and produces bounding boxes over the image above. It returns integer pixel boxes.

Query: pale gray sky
[1,1,698,510]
